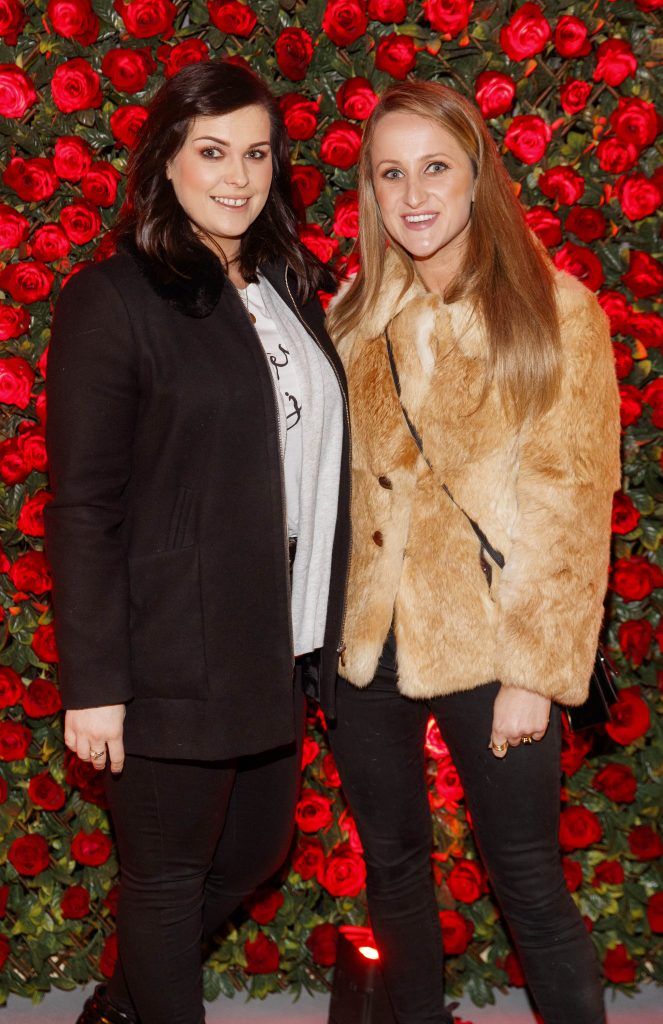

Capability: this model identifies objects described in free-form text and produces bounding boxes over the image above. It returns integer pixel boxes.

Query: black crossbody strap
[385,325,505,570]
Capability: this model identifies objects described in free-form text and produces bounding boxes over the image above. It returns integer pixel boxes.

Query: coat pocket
[129,545,207,700]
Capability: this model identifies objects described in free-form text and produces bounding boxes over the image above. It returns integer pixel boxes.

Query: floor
[2,983,661,1022]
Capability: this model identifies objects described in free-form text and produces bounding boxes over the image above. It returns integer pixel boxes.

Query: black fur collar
[119,236,226,319]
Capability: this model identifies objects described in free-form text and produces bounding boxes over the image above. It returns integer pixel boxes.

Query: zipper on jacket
[233,281,295,668]
[284,269,352,667]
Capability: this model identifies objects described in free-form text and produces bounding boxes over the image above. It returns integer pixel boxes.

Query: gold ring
[90,750,105,760]
[490,740,508,753]
[522,736,533,744]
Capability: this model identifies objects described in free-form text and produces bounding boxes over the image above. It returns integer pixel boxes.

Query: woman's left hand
[489,685,551,759]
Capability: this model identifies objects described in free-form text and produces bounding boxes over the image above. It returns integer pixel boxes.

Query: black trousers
[102,689,305,1024]
[328,634,605,1024]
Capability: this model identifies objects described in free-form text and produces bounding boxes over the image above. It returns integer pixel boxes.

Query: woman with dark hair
[326,81,620,1024]
[45,60,350,1024]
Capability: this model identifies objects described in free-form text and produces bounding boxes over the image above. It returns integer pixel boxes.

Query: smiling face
[166,105,273,261]
[370,111,476,287]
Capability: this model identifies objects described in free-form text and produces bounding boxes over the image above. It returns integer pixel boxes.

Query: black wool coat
[45,242,350,760]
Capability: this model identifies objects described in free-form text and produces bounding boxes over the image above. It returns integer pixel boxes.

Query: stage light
[328,926,397,1024]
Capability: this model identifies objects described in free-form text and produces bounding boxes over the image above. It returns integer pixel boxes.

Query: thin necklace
[238,280,256,324]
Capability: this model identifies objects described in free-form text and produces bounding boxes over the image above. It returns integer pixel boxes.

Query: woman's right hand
[64,705,126,773]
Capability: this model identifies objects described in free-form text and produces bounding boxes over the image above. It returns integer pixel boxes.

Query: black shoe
[76,984,140,1024]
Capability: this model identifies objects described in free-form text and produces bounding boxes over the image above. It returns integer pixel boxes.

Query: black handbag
[384,324,619,731]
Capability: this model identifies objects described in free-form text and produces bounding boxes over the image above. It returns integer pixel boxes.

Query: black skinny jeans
[328,634,605,1024]
[102,689,305,1024]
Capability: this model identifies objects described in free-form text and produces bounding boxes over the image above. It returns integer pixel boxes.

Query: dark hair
[114,60,325,300]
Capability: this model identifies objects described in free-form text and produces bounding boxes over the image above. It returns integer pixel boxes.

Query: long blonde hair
[328,81,562,424]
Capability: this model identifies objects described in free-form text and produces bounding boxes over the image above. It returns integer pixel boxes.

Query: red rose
[538,165,585,205]
[559,79,592,116]
[306,923,338,966]
[23,677,62,717]
[31,622,59,663]
[603,944,636,983]
[434,759,464,807]
[292,837,325,880]
[605,686,651,745]
[629,824,663,860]
[618,616,653,666]
[0,355,34,409]
[320,121,362,169]
[104,884,120,916]
[18,425,47,472]
[610,97,660,151]
[524,206,562,247]
[321,751,342,787]
[592,860,625,887]
[612,492,639,535]
[558,806,602,851]
[368,0,407,21]
[295,788,333,833]
[157,39,209,79]
[375,33,417,79]
[554,242,604,292]
[0,438,29,484]
[337,76,379,120]
[560,729,593,776]
[31,224,70,263]
[630,312,663,349]
[102,47,155,94]
[291,165,325,209]
[594,39,637,87]
[100,933,118,979]
[561,857,583,892]
[300,735,319,769]
[622,250,663,299]
[439,909,473,955]
[8,834,49,876]
[47,0,99,44]
[503,951,526,987]
[0,261,54,304]
[207,0,257,36]
[8,550,51,594]
[3,157,58,202]
[504,114,551,164]
[0,64,38,118]
[474,71,515,119]
[0,203,30,250]
[635,0,663,8]
[244,887,284,924]
[53,136,93,182]
[299,224,339,264]
[60,885,91,920]
[0,720,32,761]
[553,15,591,58]
[596,137,638,175]
[565,207,606,243]
[114,0,177,38]
[320,844,367,897]
[618,384,643,427]
[71,828,113,866]
[51,58,103,113]
[647,892,663,933]
[0,0,26,44]
[59,200,103,245]
[322,0,367,46]
[447,858,485,903]
[598,290,631,335]
[82,162,121,208]
[279,94,319,141]
[612,556,663,601]
[500,3,551,61]
[0,667,24,708]
[423,0,473,38]
[110,105,149,148]
[0,884,9,916]
[28,771,66,810]
[333,191,359,239]
[274,27,313,82]
[616,173,661,222]
[244,932,279,974]
[592,762,637,803]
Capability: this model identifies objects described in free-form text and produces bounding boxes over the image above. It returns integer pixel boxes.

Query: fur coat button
[378,475,393,489]
[372,530,384,546]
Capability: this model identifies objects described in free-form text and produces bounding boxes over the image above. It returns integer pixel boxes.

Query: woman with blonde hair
[325,81,620,1024]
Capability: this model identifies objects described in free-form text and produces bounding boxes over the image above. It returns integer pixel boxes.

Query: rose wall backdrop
[0,0,661,1011]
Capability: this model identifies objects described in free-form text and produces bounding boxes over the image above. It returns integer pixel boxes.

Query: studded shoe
[75,984,140,1024]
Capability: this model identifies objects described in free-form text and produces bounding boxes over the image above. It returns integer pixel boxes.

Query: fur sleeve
[493,287,621,705]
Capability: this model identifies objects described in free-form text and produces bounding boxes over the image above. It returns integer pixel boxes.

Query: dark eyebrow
[193,136,271,147]
[375,152,453,168]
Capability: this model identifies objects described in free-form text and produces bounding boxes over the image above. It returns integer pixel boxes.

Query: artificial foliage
[0,0,661,1010]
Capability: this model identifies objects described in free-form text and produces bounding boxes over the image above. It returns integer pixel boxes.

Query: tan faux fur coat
[332,250,621,706]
